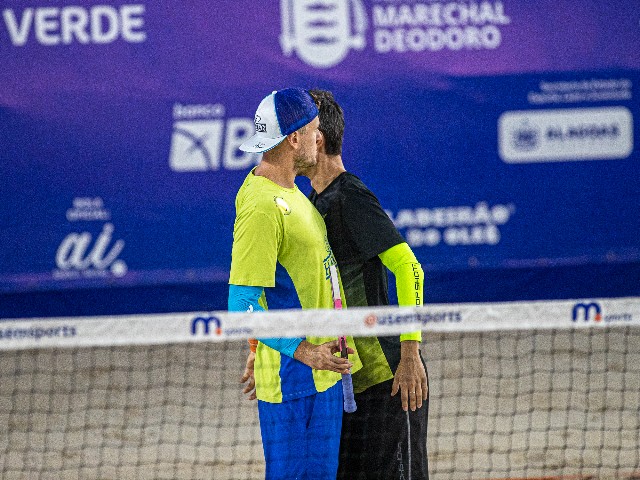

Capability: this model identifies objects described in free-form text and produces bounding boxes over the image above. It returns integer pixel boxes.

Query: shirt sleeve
[340,178,405,261]
[228,284,265,312]
[229,206,281,287]
[379,243,424,342]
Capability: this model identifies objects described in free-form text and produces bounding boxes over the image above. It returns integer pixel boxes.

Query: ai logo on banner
[280,0,367,68]
[54,198,127,280]
[169,103,259,172]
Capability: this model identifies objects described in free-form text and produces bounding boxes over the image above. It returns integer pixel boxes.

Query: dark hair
[308,89,344,156]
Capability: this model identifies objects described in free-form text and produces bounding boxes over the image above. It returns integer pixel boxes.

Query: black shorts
[337,379,429,480]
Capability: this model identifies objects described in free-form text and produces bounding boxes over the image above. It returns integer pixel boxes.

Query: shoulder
[237,180,283,220]
[340,173,382,204]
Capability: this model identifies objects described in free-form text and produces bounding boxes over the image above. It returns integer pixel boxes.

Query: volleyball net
[1,298,639,479]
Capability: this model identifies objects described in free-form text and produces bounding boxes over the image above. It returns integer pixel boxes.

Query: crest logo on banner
[169,103,259,172]
[280,1,512,68]
[280,0,367,68]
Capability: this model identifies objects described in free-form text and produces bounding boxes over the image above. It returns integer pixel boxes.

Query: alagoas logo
[499,107,633,163]
[169,103,260,172]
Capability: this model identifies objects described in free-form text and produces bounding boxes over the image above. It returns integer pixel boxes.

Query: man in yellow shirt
[229,87,361,479]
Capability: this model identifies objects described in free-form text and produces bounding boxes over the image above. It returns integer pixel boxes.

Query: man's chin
[296,163,317,178]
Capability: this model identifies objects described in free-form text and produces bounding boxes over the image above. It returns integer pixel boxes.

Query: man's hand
[240,351,257,400]
[294,340,353,374]
[391,341,428,412]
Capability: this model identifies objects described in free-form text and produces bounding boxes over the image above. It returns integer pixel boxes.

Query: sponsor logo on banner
[571,302,633,324]
[191,315,223,336]
[499,107,633,163]
[572,302,602,322]
[280,0,510,68]
[190,315,253,337]
[0,324,78,342]
[53,198,127,280]
[386,201,515,248]
[365,310,462,327]
[169,103,259,172]
[2,4,146,46]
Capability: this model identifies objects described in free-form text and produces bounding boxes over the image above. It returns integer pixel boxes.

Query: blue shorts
[257,381,343,480]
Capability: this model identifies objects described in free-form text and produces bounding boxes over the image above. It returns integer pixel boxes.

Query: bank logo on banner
[498,107,633,163]
[280,0,510,68]
[169,103,259,172]
[53,198,127,280]
[280,0,367,68]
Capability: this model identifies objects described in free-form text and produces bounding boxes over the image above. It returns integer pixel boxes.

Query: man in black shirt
[304,89,429,480]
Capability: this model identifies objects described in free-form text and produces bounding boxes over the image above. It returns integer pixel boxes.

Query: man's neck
[254,155,296,189]
[309,154,346,194]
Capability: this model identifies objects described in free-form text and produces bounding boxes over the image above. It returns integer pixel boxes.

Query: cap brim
[239,134,286,153]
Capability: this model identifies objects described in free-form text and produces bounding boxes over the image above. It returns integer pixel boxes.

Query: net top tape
[1,297,638,351]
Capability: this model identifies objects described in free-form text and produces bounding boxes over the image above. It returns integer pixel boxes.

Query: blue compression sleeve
[228,284,264,312]
[228,284,303,358]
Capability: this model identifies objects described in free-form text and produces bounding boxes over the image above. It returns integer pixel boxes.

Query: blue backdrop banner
[1,1,638,316]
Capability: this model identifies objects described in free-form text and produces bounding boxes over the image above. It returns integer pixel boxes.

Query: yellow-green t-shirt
[230,169,362,403]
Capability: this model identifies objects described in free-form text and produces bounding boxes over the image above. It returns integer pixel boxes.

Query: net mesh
[1,303,640,479]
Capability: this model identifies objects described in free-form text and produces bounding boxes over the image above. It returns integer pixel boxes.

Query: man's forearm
[379,243,424,342]
[400,339,420,357]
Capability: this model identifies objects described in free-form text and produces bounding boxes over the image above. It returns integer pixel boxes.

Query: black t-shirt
[310,172,407,385]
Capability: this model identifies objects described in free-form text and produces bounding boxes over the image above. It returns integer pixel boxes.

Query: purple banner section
[2,1,639,112]
[1,0,639,304]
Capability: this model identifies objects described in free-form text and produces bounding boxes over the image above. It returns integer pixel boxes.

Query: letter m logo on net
[571,302,602,322]
[191,316,222,336]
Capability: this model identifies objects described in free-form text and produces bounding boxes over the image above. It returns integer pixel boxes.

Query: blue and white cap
[239,87,319,153]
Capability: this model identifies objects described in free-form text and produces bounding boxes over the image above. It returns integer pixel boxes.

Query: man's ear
[286,131,300,149]
[316,130,325,152]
